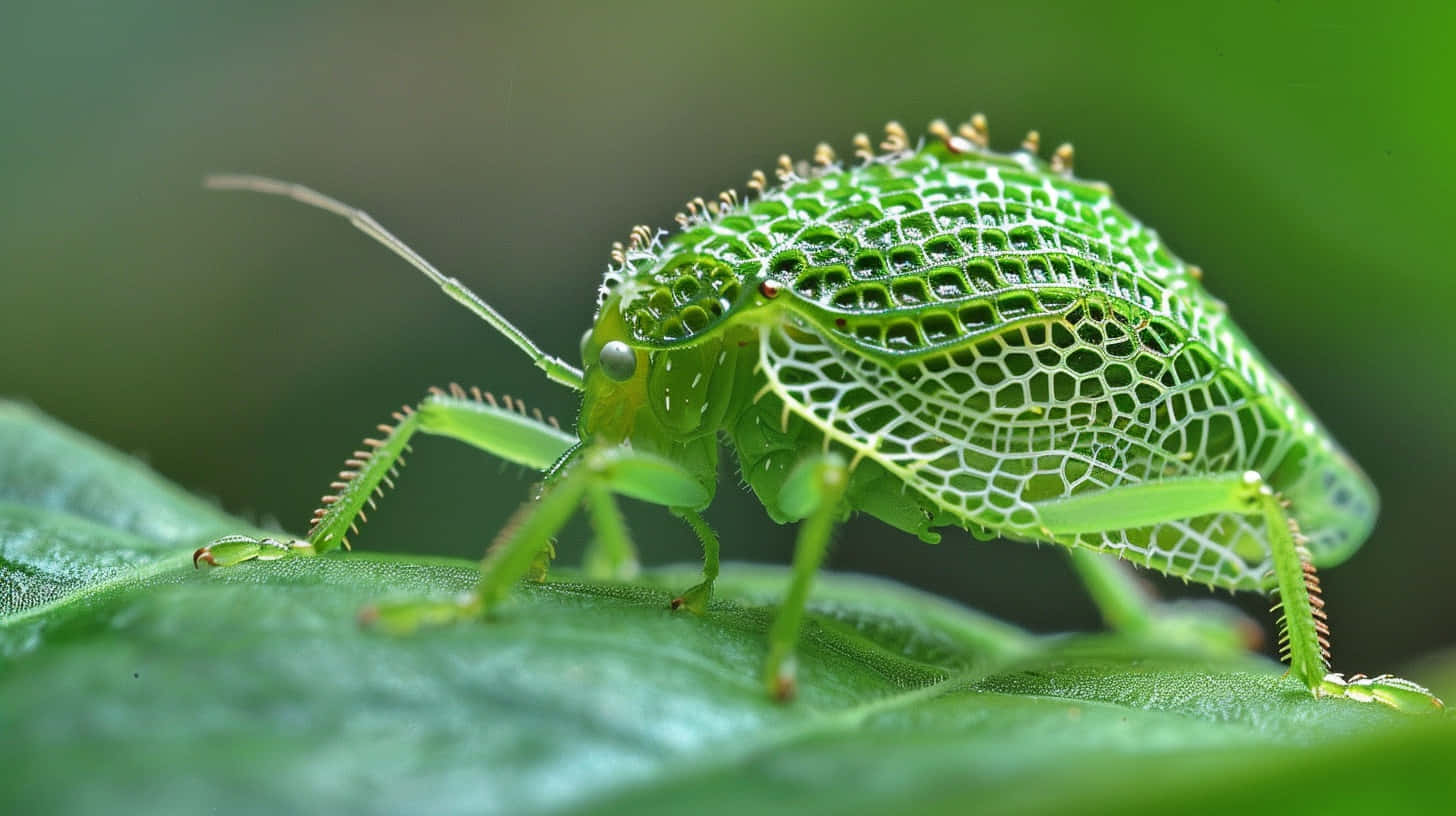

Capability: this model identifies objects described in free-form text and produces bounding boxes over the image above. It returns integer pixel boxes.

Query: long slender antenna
[203,173,586,391]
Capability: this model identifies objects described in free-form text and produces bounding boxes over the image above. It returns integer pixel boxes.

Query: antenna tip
[204,173,267,196]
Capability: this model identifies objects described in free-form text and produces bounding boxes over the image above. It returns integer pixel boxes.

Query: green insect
[197,115,1440,710]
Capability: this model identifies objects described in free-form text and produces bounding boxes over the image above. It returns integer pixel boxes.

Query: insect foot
[669,580,713,615]
[193,535,317,568]
[1318,673,1445,713]
[770,656,799,703]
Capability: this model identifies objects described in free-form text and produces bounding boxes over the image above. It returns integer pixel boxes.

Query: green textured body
[200,125,1439,709]
[582,141,1377,592]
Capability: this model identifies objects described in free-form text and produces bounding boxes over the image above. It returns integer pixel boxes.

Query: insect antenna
[203,173,585,391]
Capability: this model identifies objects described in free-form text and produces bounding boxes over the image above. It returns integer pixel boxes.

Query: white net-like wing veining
[597,142,1376,573]
[758,314,1293,590]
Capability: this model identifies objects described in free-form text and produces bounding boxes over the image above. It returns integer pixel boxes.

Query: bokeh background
[4,1,1453,670]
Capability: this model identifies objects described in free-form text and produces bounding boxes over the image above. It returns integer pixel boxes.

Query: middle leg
[364,444,713,631]
[762,453,849,700]
[1066,547,1260,655]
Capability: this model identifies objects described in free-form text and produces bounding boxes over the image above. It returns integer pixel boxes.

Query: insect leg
[581,482,640,580]
[363,445,712,632]
[1065,547,1260,656]
[762,453,849,701]
[1035,472,1442,711]
[193,389,577,568]
[668,509,721,614]
[1065,547,1155,633]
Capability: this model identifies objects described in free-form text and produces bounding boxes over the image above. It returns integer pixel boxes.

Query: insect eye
[758,279,781,299]
[598,340,637,381]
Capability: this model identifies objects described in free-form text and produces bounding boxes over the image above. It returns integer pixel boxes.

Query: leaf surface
[1,402,1450,815]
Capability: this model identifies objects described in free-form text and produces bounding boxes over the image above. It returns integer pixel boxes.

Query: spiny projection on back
[194,114,1442,711]
[596,115,1086,314]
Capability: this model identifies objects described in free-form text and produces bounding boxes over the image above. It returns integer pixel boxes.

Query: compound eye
[598,340,637,381]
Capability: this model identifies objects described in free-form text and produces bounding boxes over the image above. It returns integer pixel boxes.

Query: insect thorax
[588,140,1376,591]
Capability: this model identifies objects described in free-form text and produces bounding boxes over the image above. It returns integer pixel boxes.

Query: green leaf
[2,401,1452,815]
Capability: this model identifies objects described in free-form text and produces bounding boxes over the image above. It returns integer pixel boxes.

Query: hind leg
[1036,472,1442,712]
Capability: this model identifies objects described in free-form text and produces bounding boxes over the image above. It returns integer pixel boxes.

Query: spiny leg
[364,445,712,632]
[1065,548,1259,655]
[763,453,849,701]
[1036,472,1442,712]
[193,385,577,567]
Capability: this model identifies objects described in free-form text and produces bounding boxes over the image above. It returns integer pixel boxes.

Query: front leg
[193,385,578,566]
[1036,472,1443,712]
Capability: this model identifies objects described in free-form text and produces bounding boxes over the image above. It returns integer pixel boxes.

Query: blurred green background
[3,0,1452,670]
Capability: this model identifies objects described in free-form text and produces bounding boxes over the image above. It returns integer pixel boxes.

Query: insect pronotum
[197,115,1441,709]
